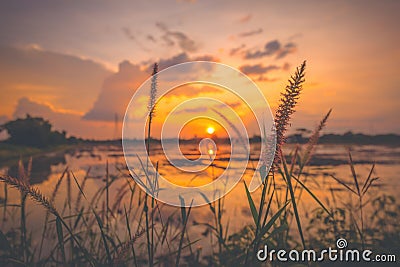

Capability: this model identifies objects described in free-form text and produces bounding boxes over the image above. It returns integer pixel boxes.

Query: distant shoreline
[88,132,400,146]
[0,132,398,165]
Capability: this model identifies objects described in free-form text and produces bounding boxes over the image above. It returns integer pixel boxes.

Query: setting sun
[206,126,215,134]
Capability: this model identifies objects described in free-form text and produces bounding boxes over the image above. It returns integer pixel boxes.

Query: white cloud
[14,97,115,139]
[83,61,148,121]
[0,45,111,116]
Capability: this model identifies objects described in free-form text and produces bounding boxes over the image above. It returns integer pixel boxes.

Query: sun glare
[206,126,215,134]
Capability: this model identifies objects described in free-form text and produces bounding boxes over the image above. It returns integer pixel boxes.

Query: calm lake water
[0,143,399,255]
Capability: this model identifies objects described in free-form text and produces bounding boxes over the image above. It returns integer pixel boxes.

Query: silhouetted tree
[0,115,67,148]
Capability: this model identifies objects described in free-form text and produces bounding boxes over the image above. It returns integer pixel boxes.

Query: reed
[274,60,306,166]
[330,151,378,249]
[38,166,68,259]
[0,61,398,266]
[143,62,158,267]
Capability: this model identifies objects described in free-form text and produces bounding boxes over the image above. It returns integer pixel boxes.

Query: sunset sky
[0,0,399,139]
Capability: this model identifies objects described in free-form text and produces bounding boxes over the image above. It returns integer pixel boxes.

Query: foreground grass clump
[0,162,398,266]
[0,62,398,266]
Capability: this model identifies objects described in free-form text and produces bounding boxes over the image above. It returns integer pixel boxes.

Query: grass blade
[71,171,111,264]
[92,208,112,264]
[123,205,138,267]
[281,149,306,249]
[348,150,360,195]
[179,195,186,224]
[291,175,332,217]
[244,181,259,227]
[56,217,66,264]
[258,201,290,239]
[361,163,375,195]
[329,174,357,195]
[175,200,193,267]
[0,229,11,253]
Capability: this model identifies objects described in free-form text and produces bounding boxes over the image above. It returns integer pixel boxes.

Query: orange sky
[0,0,399,139]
